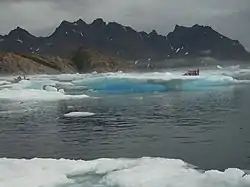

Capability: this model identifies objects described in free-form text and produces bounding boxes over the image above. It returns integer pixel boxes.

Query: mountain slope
[0,49,130,75]
[0,52,76,75]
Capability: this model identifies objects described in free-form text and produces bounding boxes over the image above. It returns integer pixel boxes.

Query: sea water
[0,65,250,187]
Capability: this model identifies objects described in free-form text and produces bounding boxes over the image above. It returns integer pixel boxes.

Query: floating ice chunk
[56,82,74,87]
[217,65,223,69]
[0,81,10,86]
[0,89,89,101]
[58,89,65,93]
[44,85,58,92]
[64,112,95,117]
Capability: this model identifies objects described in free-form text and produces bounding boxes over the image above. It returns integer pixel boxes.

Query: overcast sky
[0,0,249,50]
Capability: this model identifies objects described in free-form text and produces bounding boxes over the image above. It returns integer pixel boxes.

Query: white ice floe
[64,112,95,117]
[0,157,249,187]
[0,89,89,101]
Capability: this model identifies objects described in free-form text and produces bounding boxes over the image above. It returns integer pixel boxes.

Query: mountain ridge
[0,18,249,61]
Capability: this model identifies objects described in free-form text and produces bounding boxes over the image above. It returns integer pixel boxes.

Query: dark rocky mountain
[0,18,249,61]
[167,24,249,60]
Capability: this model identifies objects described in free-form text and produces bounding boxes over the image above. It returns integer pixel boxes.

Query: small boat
[183,69,200,76]
[11,75,30,83]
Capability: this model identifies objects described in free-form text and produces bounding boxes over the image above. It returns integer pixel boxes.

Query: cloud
[0,0,249,49]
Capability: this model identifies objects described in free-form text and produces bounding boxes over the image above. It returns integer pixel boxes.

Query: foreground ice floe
[0,157,249,187]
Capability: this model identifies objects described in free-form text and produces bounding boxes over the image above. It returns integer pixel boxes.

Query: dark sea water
[0,86,250,170]
[0,67,250,187]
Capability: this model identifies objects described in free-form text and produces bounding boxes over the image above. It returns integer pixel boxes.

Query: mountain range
[0,18,249,61]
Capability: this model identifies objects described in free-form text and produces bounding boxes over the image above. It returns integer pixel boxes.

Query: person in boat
[23,75,30,80]
[12,75,30,83]
[13,76,22,83]
[17,76,22,81]
[197,69,199,75]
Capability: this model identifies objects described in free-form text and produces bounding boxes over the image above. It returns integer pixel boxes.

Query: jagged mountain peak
[168,24,223,39]
[76,18,84,23]
[74,18,87,25]
[0,18,249,61]
[173,24,213,32]
[91,18,106,27]
[149,30,158,35]
[60,20,72,26]
[50,20,75,37]
[57,19,87,28]
[174,24,185,30]
[7,26,33,37]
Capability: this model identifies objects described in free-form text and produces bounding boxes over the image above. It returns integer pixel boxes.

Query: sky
[0,0,249,50]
